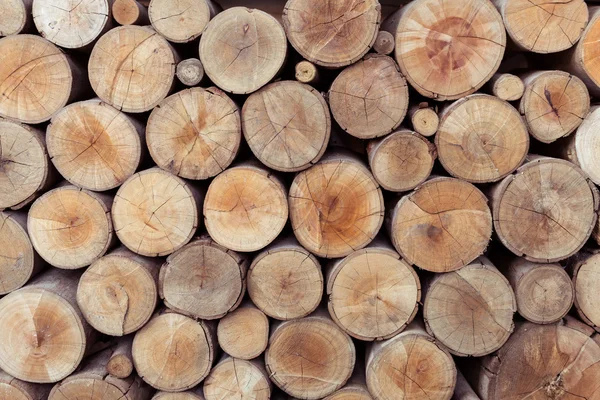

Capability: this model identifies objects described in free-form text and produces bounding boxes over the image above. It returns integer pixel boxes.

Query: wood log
[289,152,384,258]
[372,30,394,55]
[492,0,588,54]
[328,54,408,139]
[146,87,241,180]
[132,310,216,392]
[570,250,600,331]
[242,80,330,172]
[490,156,599,263]
[47,99,144,191]
[203,357,272,400]
[408,103,439,137]
[0,0,33,36]
[247,238,323,320]
[386,0,505,100]
[149,0,218,43]
[324,372,372,400]
[0,370,51,400]
[217,301,269,360]
[112,0,149,25]
[367,129,436,192]
[519,70,589,143]
[176,59,204,87]
[107,336,134,378]
[265,311,356,399]
[112,168,201,257]
[365,321,457,400]
[88,25,179,113]
[159,237,247,320]
[152,390,204,400]
[204,163,287,252]
[506,257,573,324]
[77,247,159,336]
[199,7,287,94]
[423,257,516,357]
[388,177,492,272]
[564,6,600,97]
[485,73,524,101]
[295,61,319,84]
[0,268,95,383]
[28,185,113,269]
[282,0,381,68]
[436,94,529,183]
[452,370,479,400]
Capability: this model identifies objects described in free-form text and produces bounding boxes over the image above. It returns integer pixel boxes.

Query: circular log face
[0,382,30,400]
[89,26,176,113]
[47,100,142,191]
[49,378,127,400]
[282,0,381,68]
[242,81,330,172]
[199,7,287,94]
[394,0,505,100]
[0,35,73,123]
[0,213,35,295]
[390,177,492,272]
[491,73,524,101]
[147,87,241,180]
[436,94,529,183]
[0,0,27,36]
[573,107,600,185]
[176,59,204,86]
[494,158,598,262]
[217,306,269,359]
[204,358,271,400]
[325,387,372,400]
[411,107,439,136]
[580,13,600,89]
[113,0,142,25]
[149,0,211,43]
[573,253,600,330]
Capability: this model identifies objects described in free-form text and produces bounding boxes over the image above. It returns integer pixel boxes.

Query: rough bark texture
[217,302,269,360]
[148,0,219,43]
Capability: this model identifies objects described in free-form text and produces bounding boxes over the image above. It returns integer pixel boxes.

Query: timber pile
[3,0,600,399]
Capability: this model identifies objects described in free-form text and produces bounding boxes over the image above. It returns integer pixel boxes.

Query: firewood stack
[2,0,600,398]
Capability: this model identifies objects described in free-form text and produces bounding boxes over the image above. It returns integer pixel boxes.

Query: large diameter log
[247,238,323,320]
[0,0,33,36]
[112,168,200,257]
[282,0,381,68]
[47,99,144,191]
[424,258,516,357]
[107,336,134,378]
[132,311,216,392]
[565,7,600,97]
[199,7,287,94]
[265,312,356,399]
[89,26,178,113]
[491,157,598,262]
[388,177,492,272]
[203,357,271,400]
[408,104,439,137]
[0,370,51,399]
[242,80,330,172]
[159,237,247,320]
[328,55,408,139]
[326,242,420,341]
[112,0,149,25]
[146,87,241,180]
[570,251,600,331]
[28,185,113,269]
[77,248,159,336]
[149,0,218,43]
[289,152,384,258]
[176,59,204,87]
[387,0,505,100]
[0,269,95,383]
[519,71,589,143]
[485,73,524,101]
[217,302,269,360]
[436,94,529,183]
[204,163,287,252]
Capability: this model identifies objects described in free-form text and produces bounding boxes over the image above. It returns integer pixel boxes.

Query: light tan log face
[146,87,241,180]
[176,59,204,86]
[0,213,36,295]
[572,252,600,330]
[242,81,330,172]
[410,107,439,137]
[217,304,268,360]
[567,106,600,186]
[0,0,29,36]
[325,387,373,400]
[571,8,600,96]
[112,0,145,25]
[436,94,529,183]
[149,0,213,43]
[152,392,204,400]
[203,358,271,400]
[200,7,287,94]
[49,378,135,400]
[489,73,524,101]
[283,0,381,68]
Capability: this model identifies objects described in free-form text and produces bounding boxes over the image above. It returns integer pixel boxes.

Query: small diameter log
[204,163,287,252]
[507,258,573,324]
[295,61,319,84]
[485,73,524,101]
[265,312,356,399]
[366,321,457,400]
[149,0,218,43]
[112,0,149,25]
[0,370,50,399]
[491,157,599,263]
[424,258,516,357]
[176,59,204,86]
[28,185,113,269]
[107,336,134,378]
[217,302,269,360]
[493,0,588,54]
[199,7,287,94]
[388,177,492,272]
[328,54,408,139]
[146,87,241,180]
[159,237,247,320]
[373,30,394,55]
[203,357,271,400]
[436,94,529,183]
[247,238,323,320]
[132,311,216,392]
[0,269,95,383]
[408,104,439,137]
[289,152,384,258]
[242,80,330,172]
[367,129,436,192]
[452,370,478,400]
[47,99,144,191]
[112,168,201,257]
[519,71,589,143]
[570,251,600,331]
[89,25,178,113]
[77,248,159,336]
[283,0,381,68]
[325,385,371,400]
[565,7,600,97]
[0,0,33,36]
[152,390,204,400]
[388,0,505,100]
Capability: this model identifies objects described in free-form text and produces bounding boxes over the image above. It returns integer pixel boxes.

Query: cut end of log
[149,0,212,43]
[572,252,600,331]
[0,0,29,36]
[176,58,204,86]
[373,30,394,55]
[570,107,600,186]
[409,106,439,137]
[295,60,319,84]
[204,357,271,400]
[113,0,146,25]
[489,73,524,101]
[0,213,36,295]
[217,305,269,360]
[106,354,133,379]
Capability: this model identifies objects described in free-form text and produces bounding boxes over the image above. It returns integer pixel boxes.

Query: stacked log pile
[3,0,600,399]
